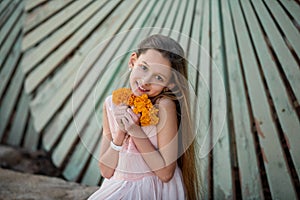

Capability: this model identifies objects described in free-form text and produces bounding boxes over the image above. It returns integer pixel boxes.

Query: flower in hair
[112,88,159,126]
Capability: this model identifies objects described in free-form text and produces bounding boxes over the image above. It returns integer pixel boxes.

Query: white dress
[88,96,185,200]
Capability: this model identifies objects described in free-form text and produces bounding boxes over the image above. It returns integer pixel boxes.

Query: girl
[88,34,201,200]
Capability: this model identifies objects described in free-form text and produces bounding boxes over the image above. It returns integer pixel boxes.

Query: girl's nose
[142,74,152,85]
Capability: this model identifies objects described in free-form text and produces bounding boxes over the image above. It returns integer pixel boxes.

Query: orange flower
[112,88,159,126]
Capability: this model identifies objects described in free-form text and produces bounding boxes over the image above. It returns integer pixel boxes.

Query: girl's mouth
[136,82,150,93]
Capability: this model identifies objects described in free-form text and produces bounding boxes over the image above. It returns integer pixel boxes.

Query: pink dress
[88,96,186,200]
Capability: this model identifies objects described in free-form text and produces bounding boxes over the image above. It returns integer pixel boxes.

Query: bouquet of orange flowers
[112,88,159,126]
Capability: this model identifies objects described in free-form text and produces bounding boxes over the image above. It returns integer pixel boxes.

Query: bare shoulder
[157,98,176,111]
[156,98,177,131]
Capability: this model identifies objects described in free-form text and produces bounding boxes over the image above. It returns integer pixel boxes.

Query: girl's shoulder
[155,97,176,111]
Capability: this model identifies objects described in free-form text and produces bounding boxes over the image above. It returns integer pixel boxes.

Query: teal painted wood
[169,0,187,41]
[264,0,300,58]
[242,0,300,179]
[22,0,107,75]
[0,0,18,30]
[23,0,74,33]
[24,0,113,94]
[211,0,233,199]
[278,0,300,23]
[0,0,24,140]
[230,0,297,198]
[197,0,211,198]
[81,136,102,186]
[0,0,23,69]
[148,1,175,35]
[187,0,201,91]
[8,89,30,146]
[179,0,194,53]
[23,116,39,151]
[22,0,93,50]
[222,0,263,198]
[0,55,24,140]
[25,0,48,11]
[0,30,22,100]
[251,1,300,103]
[159,0,180,36]
[0,0,11,20]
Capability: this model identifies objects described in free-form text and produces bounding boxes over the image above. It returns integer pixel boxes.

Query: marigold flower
[112,88,159,126]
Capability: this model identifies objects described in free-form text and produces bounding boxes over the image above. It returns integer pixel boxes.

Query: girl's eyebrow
[142,61,150,66]
[142,61,168,80]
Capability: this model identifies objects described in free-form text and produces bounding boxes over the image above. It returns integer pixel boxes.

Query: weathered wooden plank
[251,0,300,103]
[62,0,151,182]
[242,0,300,179]
[23,116,38,151]
[264,0,300,58]
[81,138,102,186]
[25,0,48,11]
[62,104,103,182]
[222,0,263,198]
[24,0,74,33]
[186,0,199,90]
[0,0,11,19]
[7,89,30,146]
[278,0,300,23]
[40,0,138,152]
[49,0,141,167]
[24,0,119,94]
[230,0,297,198]
[0,0,23,68]
[178,0,194,53]
[0,55,24,140]
[159,0,180,36]
[22,0,107,75]
[22,0,93,50]
[0,0,18,29]
[0,31,22,100]
[148,0,173,35]
[197,1,211,199]
[169,0,187,40]
[211,0,232,199]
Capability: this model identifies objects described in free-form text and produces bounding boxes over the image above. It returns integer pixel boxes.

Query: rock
[0,145,61,177]
[0,168,98,200]
[0,145,22,167]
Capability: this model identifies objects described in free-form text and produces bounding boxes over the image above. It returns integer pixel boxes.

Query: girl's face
[129,49,174,97]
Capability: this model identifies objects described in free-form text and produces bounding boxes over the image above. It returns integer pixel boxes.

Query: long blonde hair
[136,34,201,200]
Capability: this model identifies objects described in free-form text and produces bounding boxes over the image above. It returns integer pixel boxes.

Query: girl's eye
[155,75,164,82]
[140,65,148,71]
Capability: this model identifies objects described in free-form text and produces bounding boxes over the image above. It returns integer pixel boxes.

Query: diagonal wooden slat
[211,0,232,199]
[22,0,93,50]
[222,0,263,198]
[230,0,298,198]
[24,0,74,33]
[263,0,300,58]
[242,0,300,180]
[22,0,108,75]
[251,0,300,103]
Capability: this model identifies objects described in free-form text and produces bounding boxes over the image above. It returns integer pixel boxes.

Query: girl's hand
[112,104,128,132]
[122,108,143,137]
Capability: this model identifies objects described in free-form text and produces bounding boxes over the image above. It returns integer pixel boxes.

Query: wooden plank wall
[0,1,30,147]
[0,0,299,199]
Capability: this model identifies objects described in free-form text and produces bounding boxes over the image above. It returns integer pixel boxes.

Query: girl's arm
[123,98,178,182]
[98,103,126,179]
